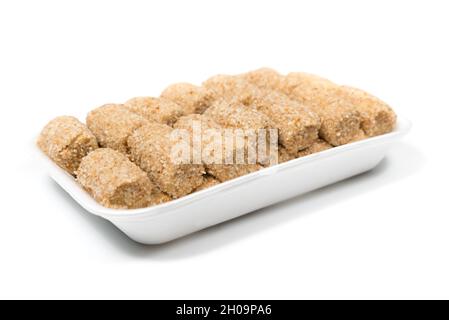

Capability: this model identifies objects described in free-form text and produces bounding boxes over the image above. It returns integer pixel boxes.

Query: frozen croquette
[128,123,205,198]
[203,73,320,152]
[204,100,276,166]
[317,106,364,147]
[37,116,98,175]
[252,91,321,153]
[285,74,396,139]
[203,74,322,153]
[297,139,333,158]
[284,72,364,146]
[337,86,396,136]
[174,114,262,182]
[240,68,285,91]
[203,74,321,152]
[125,97,185,126]
[203,75,263,105]
[77,148,156,209]
[160,83,214,114]
[87,104,148,154]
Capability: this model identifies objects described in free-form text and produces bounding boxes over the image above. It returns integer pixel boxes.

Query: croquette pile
[37,69,396,209]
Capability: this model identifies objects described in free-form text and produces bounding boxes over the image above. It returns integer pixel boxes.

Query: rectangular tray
[38,117,411,244]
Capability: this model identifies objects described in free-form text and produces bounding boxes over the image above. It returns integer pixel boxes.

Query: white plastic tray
[38,117,411,244]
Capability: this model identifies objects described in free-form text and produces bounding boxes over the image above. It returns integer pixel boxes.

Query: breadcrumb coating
[207,163,263,182]
[205,73,321,153]
[284,72,364,146]
[204,100,277,166]
[149,188,173,205]
[282,72,335,96]
[284,74,396,140]
[239,68,285,91]
[278,147,297,163]
[174,114,262,182]
[348,130,368,143]
[174,113,222,132]
[278,139,333,162]
[160,83,214,114]
[204,99,273,131]
[203,74,263,106]
[124,97,185,126]
[203,74,321,153]
[251,90,321,153]
[77,148,156,209]
[337,86,396,137]
[194,175,221,192]
[38,116,98,175]
[86,104,148,154]
[128,122,205,198]
[297,139,333,158]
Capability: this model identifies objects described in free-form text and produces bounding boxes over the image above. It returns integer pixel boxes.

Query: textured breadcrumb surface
[203,74,322,153]
[39,68,397,209]
[297,139,333,158]
[204,73,321,151]
[149,188,173,205]
[204,99,273,131]
[278,147,297,163]
[337,86,397,137]
[77,148,155,209]
[194,175,221,192]
[284,73,396,142]
[38,116,98,175]
[205,100,277,167]
[239,68,285,91]
[203,74,264,106]
[174,113,222,132]
[174,114,261,182]
[87,104,148,154]
[161,83,214,114]
[252,90,321,153]
[128,122,205,198]
[283,72,364,146]
[125,97,185,126]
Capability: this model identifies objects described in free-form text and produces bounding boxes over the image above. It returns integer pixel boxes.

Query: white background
[0,0,448,299]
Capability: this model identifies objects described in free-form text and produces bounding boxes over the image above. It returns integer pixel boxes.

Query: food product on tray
[127,122,205,198]
[161,83,214,114]
[282,72,364,146]
[38,68,397,209]
[337,86,396,137]
[203,74,262,106]
[37,116,98,175]
[239,68,285,91]
[250,90,321,153]
[77,148,166,209]
[86,104,148,154]
[174,114,262,182]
